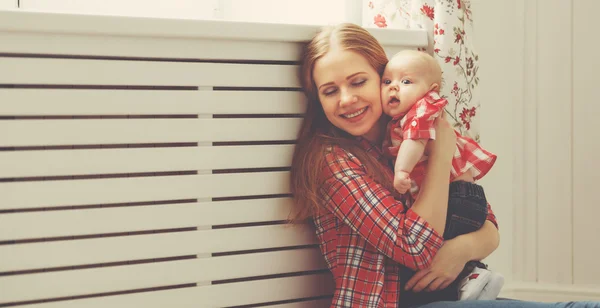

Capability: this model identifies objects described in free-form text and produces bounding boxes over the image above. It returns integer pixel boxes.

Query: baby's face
[380,53,437,118]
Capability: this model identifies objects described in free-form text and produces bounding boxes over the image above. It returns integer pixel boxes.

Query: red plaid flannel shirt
[386,91,497,197]
[314,138,498,307]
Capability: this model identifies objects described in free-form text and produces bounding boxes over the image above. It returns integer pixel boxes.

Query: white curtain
[363,0,481,141]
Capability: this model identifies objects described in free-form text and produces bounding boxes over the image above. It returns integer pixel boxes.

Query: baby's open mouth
[388,97,400,106]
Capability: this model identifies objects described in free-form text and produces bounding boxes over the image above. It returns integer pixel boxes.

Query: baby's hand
[394,171,412,194]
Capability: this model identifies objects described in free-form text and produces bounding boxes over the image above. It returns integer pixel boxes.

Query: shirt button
[411,120,417,127]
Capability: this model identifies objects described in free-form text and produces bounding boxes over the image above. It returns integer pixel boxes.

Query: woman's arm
[461,220,500,261]
[405,220,500,292]
[319,119,457,271]
[409,118,457,234]
[405,210,501,292]
[320,146,444,271]
[457,202,500,262]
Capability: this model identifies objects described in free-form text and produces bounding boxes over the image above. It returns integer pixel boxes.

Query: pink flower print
[434,24,445,35]
[421,4,435,20]
[455,32,463,44]
[462,0,473,21]
[460,107,477,130]
[368,1,374,9]
[451,82,460,97]
[466,57,474,76]
[454,28,466,44]
[374,14,387,28]
[453,56,460,65]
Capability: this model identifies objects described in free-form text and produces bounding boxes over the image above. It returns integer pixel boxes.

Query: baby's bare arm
[395,139,427,175]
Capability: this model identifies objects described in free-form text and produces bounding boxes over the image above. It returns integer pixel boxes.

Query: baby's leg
[442,175,504,300]
[443,174,488,240]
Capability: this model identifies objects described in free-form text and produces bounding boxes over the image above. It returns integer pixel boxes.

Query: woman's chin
[350,122,380,138]
[335,124,369,137]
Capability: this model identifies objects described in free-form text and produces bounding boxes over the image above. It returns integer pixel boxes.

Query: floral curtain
[363,0,481,141]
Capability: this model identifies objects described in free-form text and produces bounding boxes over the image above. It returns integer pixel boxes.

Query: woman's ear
[429,83,440,92]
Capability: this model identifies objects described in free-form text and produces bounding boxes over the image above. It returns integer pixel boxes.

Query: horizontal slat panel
[0,32,307,61]
[0,171,290,210]
[0,11,422,308]
[0,198,294,241]
[0,224,317,272]
[0,32,415,65]
[0,10,427,46]
[0,58,300,87]
[0,248,327,303]
[0,118,302,146]
[0,145,294,178]
[16,274,333,308]
[0,90,307,115]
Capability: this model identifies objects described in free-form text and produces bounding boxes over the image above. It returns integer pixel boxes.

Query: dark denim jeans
[399,181,489,308]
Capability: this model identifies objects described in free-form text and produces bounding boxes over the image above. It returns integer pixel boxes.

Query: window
[11,0,362,25]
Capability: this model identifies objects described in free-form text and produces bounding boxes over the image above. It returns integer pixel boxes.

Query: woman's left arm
[404,203,500,292]
[462,201,500,261]
[464,220,500,261]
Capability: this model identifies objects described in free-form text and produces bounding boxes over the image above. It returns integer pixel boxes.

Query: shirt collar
[356,136,386,161]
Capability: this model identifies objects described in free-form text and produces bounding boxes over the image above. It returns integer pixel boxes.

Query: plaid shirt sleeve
[320,146,444,271]
[403,92,447,141]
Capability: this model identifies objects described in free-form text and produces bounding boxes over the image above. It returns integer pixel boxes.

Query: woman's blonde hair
[290,23,394,222]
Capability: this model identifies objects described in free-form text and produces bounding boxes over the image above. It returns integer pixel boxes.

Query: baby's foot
[458,266,493,300]
[476,272,505,300]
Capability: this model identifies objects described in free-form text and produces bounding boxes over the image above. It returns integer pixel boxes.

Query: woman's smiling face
[312,47,383,140]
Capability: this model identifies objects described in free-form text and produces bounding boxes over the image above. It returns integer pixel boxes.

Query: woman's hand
[405,235,472,292]
[427,117,457,161]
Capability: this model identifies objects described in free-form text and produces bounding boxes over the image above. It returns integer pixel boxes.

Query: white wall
[0,0,16,9]
[572,0,600,287]
[13,0,354,25]
[470,0,519,284]
[17,0,220,19]
[474,0,600,301]
[220,0,351,25]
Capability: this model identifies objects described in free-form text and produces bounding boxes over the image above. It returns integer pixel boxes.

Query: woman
[290,23,599,308]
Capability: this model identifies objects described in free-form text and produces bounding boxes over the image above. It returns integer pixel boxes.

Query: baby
[380,50,503,302]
